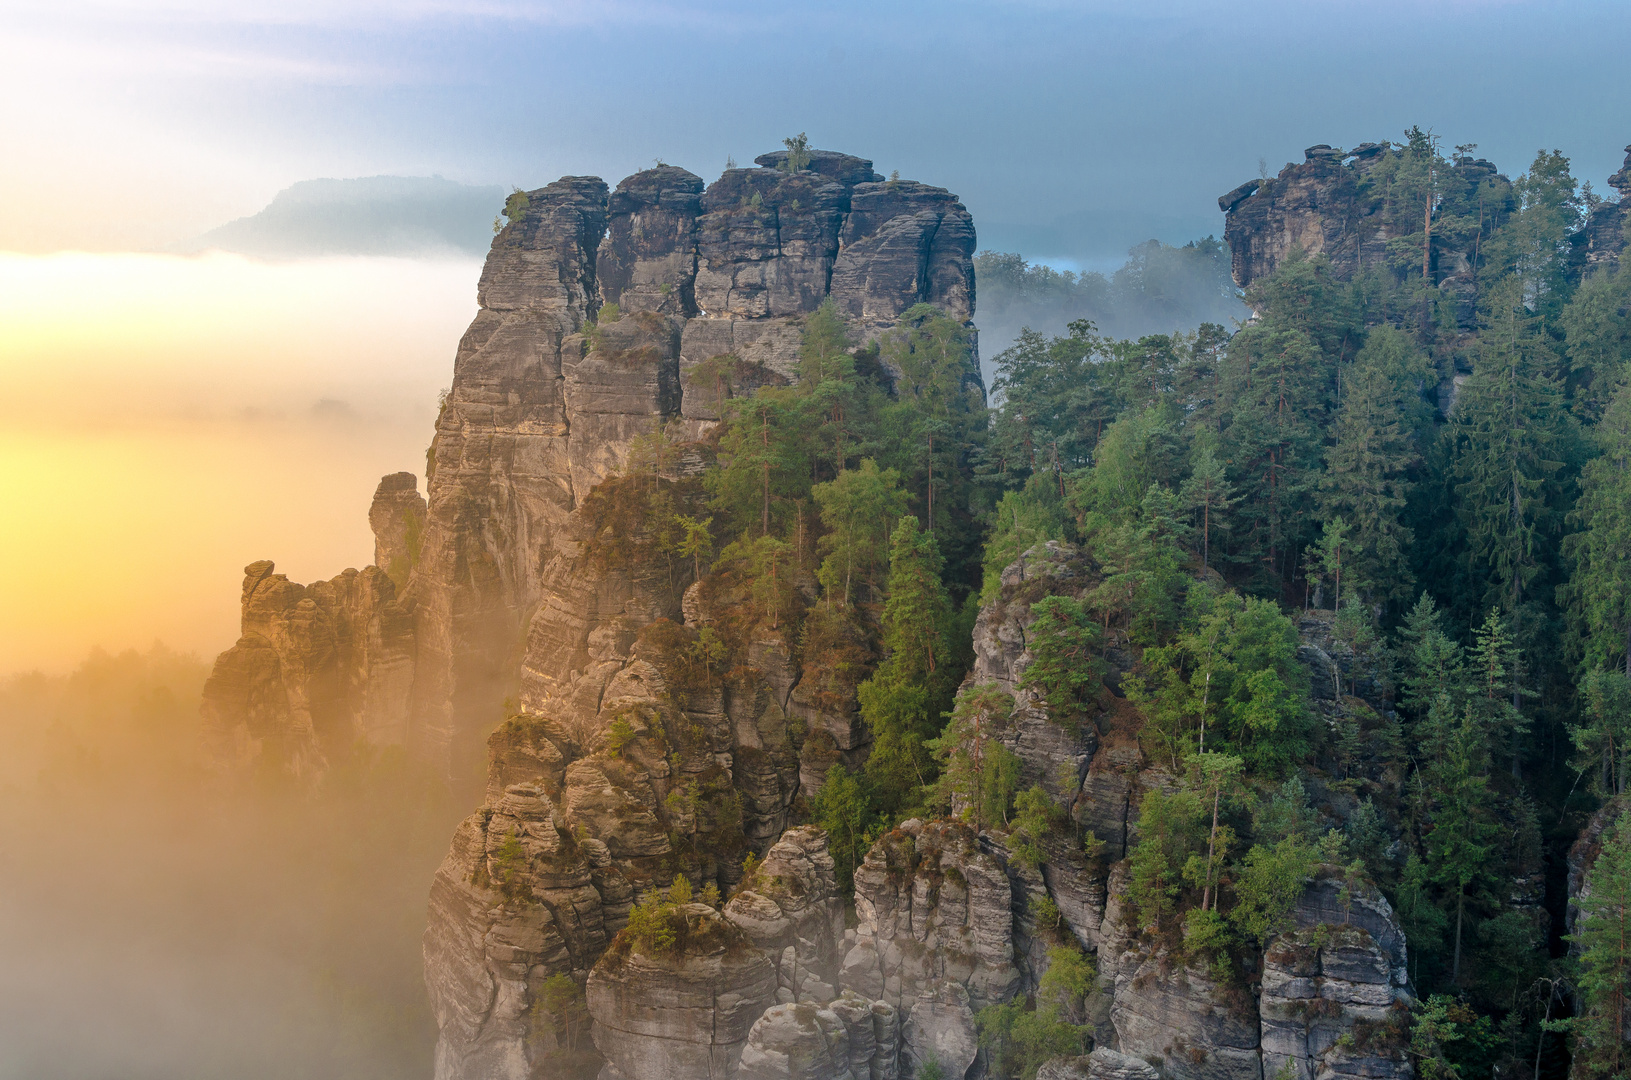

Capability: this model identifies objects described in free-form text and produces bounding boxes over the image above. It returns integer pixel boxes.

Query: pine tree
[1318,360,1418,608]
[1563,381,1631,675]
[1180,440,1239,572]
[1447,275,1577,619]
[1570,816,1631,1080]
[1423,704,1499,986]
[811,460,908,606]
[859,515,956,815]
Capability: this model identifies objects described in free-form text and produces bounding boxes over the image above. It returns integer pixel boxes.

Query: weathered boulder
[830,180,976,326]
[901,980,979,1080]
[598,165,705,316]
[965,542,1098,808]
[588,903,779,1080]
[734,996,906,1080]
[1258,876,1412,1080]
[1108,945,1262,1080]
[423,780,605,1080]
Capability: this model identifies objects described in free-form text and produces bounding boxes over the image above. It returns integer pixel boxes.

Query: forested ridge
[534,134,1631,1080]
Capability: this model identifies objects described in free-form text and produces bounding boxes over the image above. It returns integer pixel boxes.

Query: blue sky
[3,0,1629,259]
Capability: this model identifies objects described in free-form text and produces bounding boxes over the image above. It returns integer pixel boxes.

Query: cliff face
[201,150,976,786]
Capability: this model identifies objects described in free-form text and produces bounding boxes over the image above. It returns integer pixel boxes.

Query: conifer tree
[1563,381,1631,675]
[811,460,908,606]
[859,516,955,815]
[1447,276,1577,620]
[1180,441,1239,572]
[1318,360,1418,607]
[1570,816,1631,1080]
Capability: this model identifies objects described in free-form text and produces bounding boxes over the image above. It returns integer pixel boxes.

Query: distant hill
[184,175,505,258]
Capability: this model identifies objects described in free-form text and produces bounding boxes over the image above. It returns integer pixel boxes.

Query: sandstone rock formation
[965,541,1100,807]
[1220,145,1396,292]
[1098,873,1411,1080]
[200,557,416,771]
[1219,142,1514,323]
[724,826,848,1004]
[1581,146,1631,270]
[1037,1048,1160,1080]
[1257,880,1411,1080]
[587,903,779,1080]
[735,996,899,1080]
[201,148,978,793]
[840,819,1019,1073]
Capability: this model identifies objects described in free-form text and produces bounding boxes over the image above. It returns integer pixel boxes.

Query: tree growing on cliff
[860,516,956,816]
[1017,595,1104,730]
[780,132,811,172]
[929,681,1019,829]
[1129,787,1205,934]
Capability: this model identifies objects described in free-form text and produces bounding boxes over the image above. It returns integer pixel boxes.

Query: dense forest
[587,132,1631,1080]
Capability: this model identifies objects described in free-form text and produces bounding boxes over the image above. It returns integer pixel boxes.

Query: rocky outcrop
[200,556,416,771]
[370,471,427,588]
[1038,1049,1160,1080]
[724,826,848,1004]
[966,542,1099,808]
[1258,880,1412,1080]
[1581,146,1631,270]
[1098,870,1412,1080]
[423,777,605,1080]
[588,903,779,1080]
[1220,145,1396,292]
[840,819,1020,1074]
[1220,142,1514,320]
[735,995,899,1080]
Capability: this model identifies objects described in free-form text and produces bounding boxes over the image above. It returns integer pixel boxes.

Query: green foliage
[530,973,590,1060]
[1129,588,1311,772]
[980,485,1065,603]
[929,682,1020,829]
[1563,380,1631,675]
[976,945,1094,1080]
[1006,784,1055,870]
[1227,836,1316,946]
[623,891,678,956]
[606,716,635,756]
[1410,995,1497,1080]
[810,765,877,895]
[1018,595,1105,728]
[491,828,533,901]
[813,459,908,606]
[780,132,811,172]
[1129,786,1205,933]
[1569,816,1631,1079]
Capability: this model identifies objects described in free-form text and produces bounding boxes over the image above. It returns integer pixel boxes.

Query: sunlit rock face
[200,150,977,787]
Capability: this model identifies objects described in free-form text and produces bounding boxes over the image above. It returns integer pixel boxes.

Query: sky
[1,0,1628,671]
